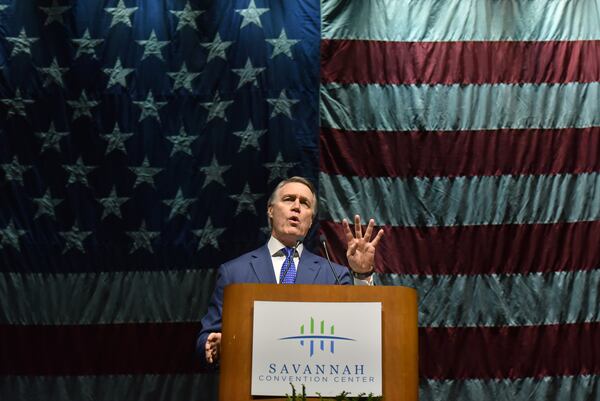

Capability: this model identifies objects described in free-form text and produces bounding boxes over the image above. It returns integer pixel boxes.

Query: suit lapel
[250,244,277,284]
[295,249,320,284]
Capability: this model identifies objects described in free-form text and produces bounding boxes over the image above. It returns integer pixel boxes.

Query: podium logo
[278,317,355,357]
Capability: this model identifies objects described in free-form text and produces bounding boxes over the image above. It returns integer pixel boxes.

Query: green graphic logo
[278,317,355,357]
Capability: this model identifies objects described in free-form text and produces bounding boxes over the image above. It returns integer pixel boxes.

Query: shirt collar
[267,236,304,257]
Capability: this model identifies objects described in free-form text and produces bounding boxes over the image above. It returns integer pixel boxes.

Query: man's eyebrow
[281,193,312,203]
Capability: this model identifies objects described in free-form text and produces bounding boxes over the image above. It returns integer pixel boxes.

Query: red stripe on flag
[320,127,600,178]
[321,39,600,85]
[320,220,600,275]
[420,322,600,380]
[0,323,204,375]
[2,322,598,379]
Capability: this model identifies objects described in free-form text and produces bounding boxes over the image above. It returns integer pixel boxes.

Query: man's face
[268,182,315,247]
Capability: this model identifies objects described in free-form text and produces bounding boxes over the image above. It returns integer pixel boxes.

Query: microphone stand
[320,234,341,285]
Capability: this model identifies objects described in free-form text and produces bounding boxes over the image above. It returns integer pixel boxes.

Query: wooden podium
[219,284,418,401]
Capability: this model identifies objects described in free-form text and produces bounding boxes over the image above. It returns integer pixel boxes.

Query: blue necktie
[279,247,297,284]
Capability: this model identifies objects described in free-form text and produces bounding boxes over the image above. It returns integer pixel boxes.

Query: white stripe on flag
[4,268,598,328]
[322,0,600,41]
[376,270,600,327]
[0,269,217,325]
[421,375,600,401]
[2,373,599,401]
[319,172,600,227]
[320,82,600,132]
[0,374,219,401]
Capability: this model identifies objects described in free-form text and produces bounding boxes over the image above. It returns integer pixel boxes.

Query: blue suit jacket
[197,244,352,361]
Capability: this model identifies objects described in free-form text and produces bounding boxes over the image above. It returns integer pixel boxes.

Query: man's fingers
[208,332,222,344]
[205,332,222,364]
[371,228,384,247]
[354,215,362,238]
[205,341,213,361]
[206,346,217,364]
[363,219,375,240]
[342,219,354,242]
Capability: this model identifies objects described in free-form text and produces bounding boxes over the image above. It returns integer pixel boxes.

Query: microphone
[279,238,303,283]
[319,234,341,285]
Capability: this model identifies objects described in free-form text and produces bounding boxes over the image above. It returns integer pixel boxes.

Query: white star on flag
[67,90,100,120]
[193,217,226,251]
[72,29,104,59]
[37,58,69,88]
[232,58,265,89]
[59,223,92,254]
[170,1,204,32]
[267,90,299,119]
[136,30,170,62]
[133,91,167,122]
[0,220,27,251]
[39,0,72,26]
[36,122,69,153]
[1,89,34,118]
[199,155,231,188]
[103,58,134,89]
[105,0,138,28]
[266,28,300,59]
[235,0,269,29]
[6,28,38,57]
[232,121,267,151]
[201,33,233,63]
[127,221,160,254]
[229,183,263,215]
[200,92,234,122]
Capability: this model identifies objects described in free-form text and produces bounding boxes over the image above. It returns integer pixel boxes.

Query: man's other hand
[205,332,222,364]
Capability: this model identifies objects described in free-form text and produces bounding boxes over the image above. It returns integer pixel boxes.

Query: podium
[219,284,418,401]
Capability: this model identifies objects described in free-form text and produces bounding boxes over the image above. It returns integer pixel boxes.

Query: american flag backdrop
[0,1,599,401]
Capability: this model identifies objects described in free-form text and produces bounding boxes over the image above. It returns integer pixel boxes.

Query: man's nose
[291,199,301,210]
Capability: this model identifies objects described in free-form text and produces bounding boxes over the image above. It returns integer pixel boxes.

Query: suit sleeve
[337,263,353,285]
[196,263,231,363]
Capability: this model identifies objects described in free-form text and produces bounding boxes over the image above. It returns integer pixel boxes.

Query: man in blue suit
[198,176,384,365]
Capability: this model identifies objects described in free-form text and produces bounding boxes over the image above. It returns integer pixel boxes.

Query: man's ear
[267,205,273,219]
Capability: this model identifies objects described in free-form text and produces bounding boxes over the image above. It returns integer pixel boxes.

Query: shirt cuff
[353,274,374,286]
